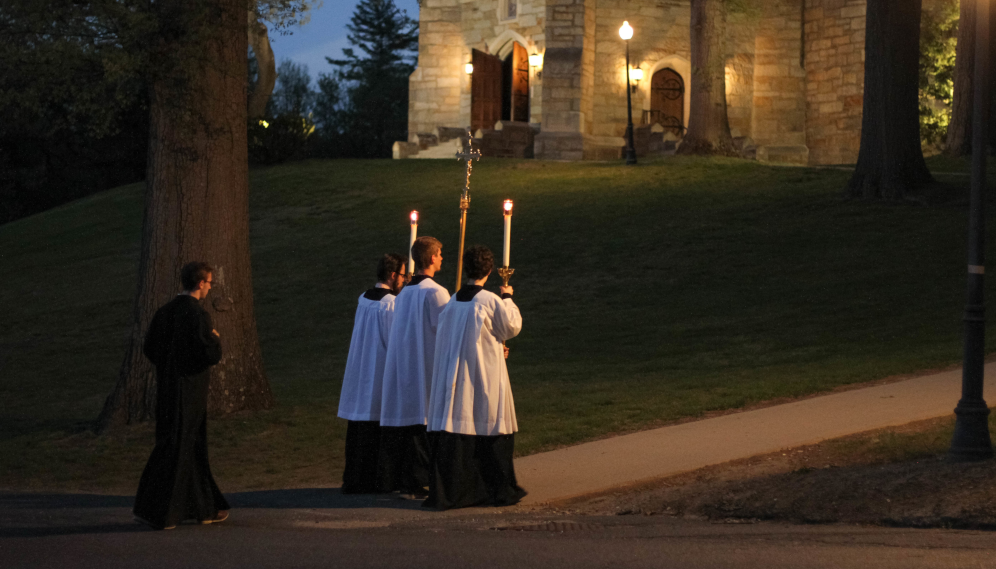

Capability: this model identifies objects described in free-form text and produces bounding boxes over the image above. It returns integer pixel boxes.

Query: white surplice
[337,290,396,422]
[427,290,523,436]
[379,277,451,427]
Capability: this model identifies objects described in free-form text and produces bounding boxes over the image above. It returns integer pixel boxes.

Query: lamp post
[619,21,637,166]
[950,0,994,461]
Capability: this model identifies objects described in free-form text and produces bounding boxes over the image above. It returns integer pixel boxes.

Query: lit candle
[502,200,513,267]
[408,210,418,274]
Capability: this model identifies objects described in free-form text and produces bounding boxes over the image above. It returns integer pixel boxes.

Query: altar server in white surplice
[424,245,526,510]
[337,253,406,494]
[377,236,450,495]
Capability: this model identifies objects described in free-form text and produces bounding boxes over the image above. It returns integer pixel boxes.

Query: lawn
[1,155,993,493]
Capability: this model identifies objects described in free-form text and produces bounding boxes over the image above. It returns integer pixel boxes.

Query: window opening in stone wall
[500,0,518,21]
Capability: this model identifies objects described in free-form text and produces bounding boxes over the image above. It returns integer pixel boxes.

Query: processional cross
[453,128,481,290]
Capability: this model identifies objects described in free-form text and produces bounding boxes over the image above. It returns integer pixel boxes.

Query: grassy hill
[1,155,993,492]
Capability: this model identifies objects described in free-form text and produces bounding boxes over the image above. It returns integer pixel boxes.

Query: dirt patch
[558,416,996,529]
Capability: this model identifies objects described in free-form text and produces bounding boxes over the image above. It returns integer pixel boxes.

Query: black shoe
[134,515,175,530]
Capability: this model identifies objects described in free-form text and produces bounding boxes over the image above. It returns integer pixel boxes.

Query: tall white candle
[502,200,513,267]
[409,211,418,274]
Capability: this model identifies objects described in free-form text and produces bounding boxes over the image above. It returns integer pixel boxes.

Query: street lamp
[619,21,637,165]
[950,0,994,461]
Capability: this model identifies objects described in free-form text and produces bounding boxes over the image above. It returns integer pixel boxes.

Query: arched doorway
[472,41,529,132]
[501,42,529,122]
[649,68,684,136]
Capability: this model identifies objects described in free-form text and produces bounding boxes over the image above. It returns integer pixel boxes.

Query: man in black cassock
[133,261,228,530]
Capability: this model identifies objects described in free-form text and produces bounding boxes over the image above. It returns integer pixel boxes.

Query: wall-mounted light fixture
[465,62,474,75]
[629,66,643,93]
[529,51,543,79]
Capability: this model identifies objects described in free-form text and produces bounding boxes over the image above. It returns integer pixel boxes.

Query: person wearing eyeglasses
[133,261,227,530]
[337,253,407,494]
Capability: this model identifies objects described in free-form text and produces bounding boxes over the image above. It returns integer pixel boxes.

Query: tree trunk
[247,11,277,119]
[98,0,274,430]
[990,6,996,152]
[946,0,976,157]
[678,0,735,156]
[846,0,932,200]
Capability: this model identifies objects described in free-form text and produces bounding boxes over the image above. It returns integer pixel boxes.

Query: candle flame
[503,200,513,213]
[410,210,419,223]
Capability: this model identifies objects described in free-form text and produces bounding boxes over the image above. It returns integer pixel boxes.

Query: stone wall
[534,0,595,160]
[590,0,690,143]
[751,0,807,152]
[408,0,466,138]
[409,0,549,138]
[725,11,759,139]
[460,0,547,125]
[408,0,866,164]
[804,0,865,165]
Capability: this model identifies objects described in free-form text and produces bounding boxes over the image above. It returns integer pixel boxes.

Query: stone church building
[395,0,866,165]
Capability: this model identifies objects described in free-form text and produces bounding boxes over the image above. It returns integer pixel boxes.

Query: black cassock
[133,295,227,528]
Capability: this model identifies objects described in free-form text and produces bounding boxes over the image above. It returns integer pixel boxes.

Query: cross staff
[454,128,481,290]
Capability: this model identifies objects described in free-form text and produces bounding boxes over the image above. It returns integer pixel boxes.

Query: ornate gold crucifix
[453,128,481,290]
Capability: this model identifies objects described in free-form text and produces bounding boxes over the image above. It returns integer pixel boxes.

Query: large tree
[946,1,996,156]
[846,0,933,199]
[98,0,274,428]
[248,12,278,119]
[677,0,736,156]
[945,0,976,156]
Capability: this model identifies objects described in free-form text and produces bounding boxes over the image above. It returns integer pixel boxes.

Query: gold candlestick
[497,266,514,286]
[498,266,514,349]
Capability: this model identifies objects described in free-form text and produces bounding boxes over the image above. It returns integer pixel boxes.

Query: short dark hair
[377,253,407,282]
[463,245,494,280]
[180,261,214,290]
[412,236,442,271]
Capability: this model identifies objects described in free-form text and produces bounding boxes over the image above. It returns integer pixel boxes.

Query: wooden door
[511,42,530,122]
[472,49,503,132]
[650,68,685,135]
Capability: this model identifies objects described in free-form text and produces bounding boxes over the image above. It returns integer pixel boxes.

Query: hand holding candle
[502,200,513,267]
[408,211,418,275]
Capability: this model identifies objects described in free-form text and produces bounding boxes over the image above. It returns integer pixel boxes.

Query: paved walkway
[515,363,996,505]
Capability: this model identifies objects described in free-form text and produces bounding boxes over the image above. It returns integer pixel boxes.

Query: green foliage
[269,59,315,116]
[0,0,150,223]
[313,72,345,133]
[1,0,321,223]
[919,0,959,150]
[0,0,148,140]
[254,0,321,33]
[248,114,316,165]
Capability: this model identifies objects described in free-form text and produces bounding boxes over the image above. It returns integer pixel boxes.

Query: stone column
[751,0,809,165]
[803,0,865,166]
[408,0,468,139]
[534,0,596,160]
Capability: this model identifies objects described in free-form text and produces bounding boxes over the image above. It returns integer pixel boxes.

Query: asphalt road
[3,490,996,569]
